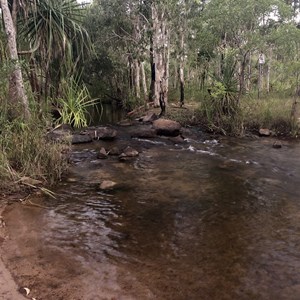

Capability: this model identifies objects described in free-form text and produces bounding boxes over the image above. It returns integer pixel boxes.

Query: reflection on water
[42,134,300,299]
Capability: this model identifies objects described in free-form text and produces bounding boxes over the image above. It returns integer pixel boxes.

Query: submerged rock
[273,141,282,149]
[97,147,108,159]
[99,180,118,190]
[168,135,185,144]
[109,146,121,156]
[153,119,181,137]
[119,146,139,161]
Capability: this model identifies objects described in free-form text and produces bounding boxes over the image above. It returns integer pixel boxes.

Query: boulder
[99,180,117,190]
[72,134,93,144]
[97,147,108,159]
[153,119,181,137]
[259,128,271,137]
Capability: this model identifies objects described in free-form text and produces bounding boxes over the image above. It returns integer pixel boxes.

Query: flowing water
[3,127,300,300]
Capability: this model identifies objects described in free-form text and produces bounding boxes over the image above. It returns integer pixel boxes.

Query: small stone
[119,146,139,161]
[168,135,185,144]
[97,147,108,159]
[273,141,282,149]
[99,180,117,190]
[259,128,271,136]
[109,146,121,156]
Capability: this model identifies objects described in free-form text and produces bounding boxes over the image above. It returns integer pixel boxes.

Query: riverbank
[0,202,26,300]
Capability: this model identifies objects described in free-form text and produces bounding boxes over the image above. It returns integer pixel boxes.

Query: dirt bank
[0,203,26,300]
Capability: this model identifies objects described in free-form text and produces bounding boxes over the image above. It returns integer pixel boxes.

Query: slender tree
[0,0,30,120]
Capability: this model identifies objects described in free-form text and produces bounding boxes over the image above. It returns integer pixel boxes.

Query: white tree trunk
[1,0,30,120]
[140,61,148,101]
[133,59,141,99]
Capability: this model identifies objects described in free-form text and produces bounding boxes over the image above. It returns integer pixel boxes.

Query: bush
[0,104,70,191]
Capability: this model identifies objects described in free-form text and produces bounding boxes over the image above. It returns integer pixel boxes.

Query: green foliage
[241,94,294,134]
[0,106,69,190]
[54,77,98,128]
[201,53,242,135]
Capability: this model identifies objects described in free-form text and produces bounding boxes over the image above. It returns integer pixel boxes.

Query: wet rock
[119,146,139,161]
[140,112,158,123]
[131,128,156,139]
[99,180,117,190]
[108,146,121,156]
[153,119,181,137]
[259,128,271,136]
[72,134,93,144]
[168,135,185,144]
[273,141,282,149]
[97,147,108,159]
[84,127,117,140]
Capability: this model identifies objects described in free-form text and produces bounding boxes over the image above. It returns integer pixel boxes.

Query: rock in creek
[273,141,282,149]
[83,127,117,140]
[153,119,181,137]
[131,128,156,139]
[99,180,118,190]
[259,128,271,137]
[119,146,139,161]
[72,134,93,144]
[97,147,108,159]
[109,146,121,156]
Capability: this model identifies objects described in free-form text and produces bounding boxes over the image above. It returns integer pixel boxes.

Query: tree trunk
[1,0,30,120]
[133,59,141,99]
[151,2,169,107]
[140,61,148,101]
[179,26,185,106]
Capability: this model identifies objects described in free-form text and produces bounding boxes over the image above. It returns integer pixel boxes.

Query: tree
[0,0,30,120]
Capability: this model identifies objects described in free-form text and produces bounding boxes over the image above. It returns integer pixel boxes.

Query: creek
[2,126,300,300]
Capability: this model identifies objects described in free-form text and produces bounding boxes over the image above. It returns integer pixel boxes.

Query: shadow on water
[88,100,125,125]
[3,131,300,299]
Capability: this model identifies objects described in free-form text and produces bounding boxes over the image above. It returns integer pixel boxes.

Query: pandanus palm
[17,0,91,101]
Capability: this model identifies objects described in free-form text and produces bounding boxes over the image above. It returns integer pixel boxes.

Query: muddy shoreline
[0,202,26,300]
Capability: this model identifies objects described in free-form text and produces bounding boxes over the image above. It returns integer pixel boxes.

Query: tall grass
[241,94,295,135]
[0,95,70,192]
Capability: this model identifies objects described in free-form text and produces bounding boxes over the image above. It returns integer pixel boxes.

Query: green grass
[241,94,295,135]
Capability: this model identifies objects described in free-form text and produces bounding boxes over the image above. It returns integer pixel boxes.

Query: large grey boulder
[153,119,181,137]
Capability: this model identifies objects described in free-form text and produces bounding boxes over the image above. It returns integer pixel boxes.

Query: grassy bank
[0,106,70,193]
[166,91,298,137]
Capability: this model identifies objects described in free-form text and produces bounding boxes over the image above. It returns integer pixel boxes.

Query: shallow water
[4,128,300,299]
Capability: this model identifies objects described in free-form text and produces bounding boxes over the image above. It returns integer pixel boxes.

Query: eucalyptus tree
[0,0,30,120]
[201,0,291,97]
